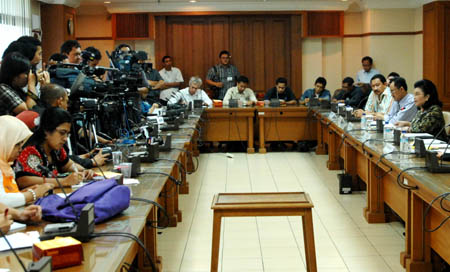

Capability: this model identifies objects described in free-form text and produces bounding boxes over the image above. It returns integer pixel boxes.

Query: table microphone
[37,165,79,221]
[427,124,450,150]
[0,228,27,271]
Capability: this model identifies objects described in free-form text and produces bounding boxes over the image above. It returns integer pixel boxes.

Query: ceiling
[40,0,436,12]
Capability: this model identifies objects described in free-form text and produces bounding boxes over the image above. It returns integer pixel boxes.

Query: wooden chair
[210,192,317,272]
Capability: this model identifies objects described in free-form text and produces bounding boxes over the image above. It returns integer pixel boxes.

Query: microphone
[37,165,79,221]
[356,95,369,110]
[426,124,450,150]
[440,138,450,166]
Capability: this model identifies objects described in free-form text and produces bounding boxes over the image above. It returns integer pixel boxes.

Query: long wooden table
[201,105,317,153]
[257,106,317,153]
[313,109,450,272]
[0,116,201,271]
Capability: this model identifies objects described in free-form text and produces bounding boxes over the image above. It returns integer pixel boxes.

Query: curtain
[0,0,31,57]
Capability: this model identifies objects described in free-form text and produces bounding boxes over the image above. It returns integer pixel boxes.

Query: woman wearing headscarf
[0,116,54,229]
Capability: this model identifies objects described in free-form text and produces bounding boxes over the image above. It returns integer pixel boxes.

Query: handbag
[36,178,130,223]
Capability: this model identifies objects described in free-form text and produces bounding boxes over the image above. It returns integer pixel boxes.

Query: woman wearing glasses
[15,107,95,189]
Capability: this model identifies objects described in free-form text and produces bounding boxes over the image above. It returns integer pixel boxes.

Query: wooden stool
[210,192,317,272]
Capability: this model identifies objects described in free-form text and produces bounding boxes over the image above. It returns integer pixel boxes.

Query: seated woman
[0,52,36,116]
[15,107,95,189]
[395,79,447,141]
[0,116,54,208]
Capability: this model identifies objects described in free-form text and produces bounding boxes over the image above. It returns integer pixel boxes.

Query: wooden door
[155,14,302,98]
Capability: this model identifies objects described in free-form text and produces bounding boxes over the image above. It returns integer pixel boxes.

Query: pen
[4,208,8,218]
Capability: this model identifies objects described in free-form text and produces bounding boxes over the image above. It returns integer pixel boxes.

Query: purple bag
[36,178,130,223]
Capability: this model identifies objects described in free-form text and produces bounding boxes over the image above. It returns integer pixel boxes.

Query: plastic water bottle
[400,130,409,158]
[361,113,367,129]
[383,121,392,140]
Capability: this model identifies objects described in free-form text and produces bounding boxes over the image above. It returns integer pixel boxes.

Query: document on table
[0,231,40,252]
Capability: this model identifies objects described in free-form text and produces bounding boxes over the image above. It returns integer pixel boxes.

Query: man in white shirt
[167,76,212,108]
[223,76,257,106]
[354,74,393,118]
[356,56,380,85]
[159,55,184,103]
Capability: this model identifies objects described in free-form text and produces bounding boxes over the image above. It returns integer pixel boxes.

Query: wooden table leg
[344,141,359,190]
[259,114,266,153]
[179,151,189,194]
[364,161,386,223]
[302,209,317,272]
[406,193,432,272]
[327,130,341,170]
[315,119,326,155]
[247,116,255,153]
[144,206,162,272]
[401,191,411,268]
[211,211,222,272]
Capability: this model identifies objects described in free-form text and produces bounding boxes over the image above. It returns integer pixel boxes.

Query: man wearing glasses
[206,50,240,100]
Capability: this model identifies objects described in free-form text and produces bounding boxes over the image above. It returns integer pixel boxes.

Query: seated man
[384,77,417,125]
[333,77,367,109]
[354,74,393,118]
[299,77,330,105]
[168,76,212,108]
[264,77,297,105]
[223,76,257,106]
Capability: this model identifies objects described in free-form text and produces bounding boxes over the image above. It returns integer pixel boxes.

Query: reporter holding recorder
[15,107,95,189]
[0,116,54,208]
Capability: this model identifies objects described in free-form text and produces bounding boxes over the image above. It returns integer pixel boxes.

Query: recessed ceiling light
[341,0,348,1]
[189,0,197,2]
[104,1,111,3]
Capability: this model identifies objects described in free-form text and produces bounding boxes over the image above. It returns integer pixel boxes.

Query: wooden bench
[210,192,317,272]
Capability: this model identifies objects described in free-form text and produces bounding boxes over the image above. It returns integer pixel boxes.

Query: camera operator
[48,53,68,66]
[84,46,105,81]
[61,40,82,65]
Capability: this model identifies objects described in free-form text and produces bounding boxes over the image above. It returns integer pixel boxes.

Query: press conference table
[312,108,450,272]
[0,115,201,271]
[201,105,317,153]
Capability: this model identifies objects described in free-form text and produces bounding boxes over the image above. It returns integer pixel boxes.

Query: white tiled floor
[157,152,406,272]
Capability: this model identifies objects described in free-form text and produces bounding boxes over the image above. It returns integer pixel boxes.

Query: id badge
[227,76,233,82]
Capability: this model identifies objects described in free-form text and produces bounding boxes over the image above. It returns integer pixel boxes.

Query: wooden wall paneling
[154,16,167,70]
[290,15,302,98]
[41,4,76,63]
[208,16,231,70]
[266,17,290,92]
[303,11,343,38]
[229,16,247,83]
[423,1,450,110]
[444,4,450,105]
[251,17,267,93]
[191,18,208,84]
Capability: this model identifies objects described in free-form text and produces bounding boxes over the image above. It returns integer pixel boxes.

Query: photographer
[61,40,82,65]
[0,52,36,116]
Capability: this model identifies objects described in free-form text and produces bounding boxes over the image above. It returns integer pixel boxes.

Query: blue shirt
[300,88,331,101]
[356,68,380,84]
[385,93,417,125]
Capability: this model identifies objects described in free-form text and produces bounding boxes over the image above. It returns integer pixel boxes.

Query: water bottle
[383,121,392,140]
[361,113,367,129]
[400,130,409,158]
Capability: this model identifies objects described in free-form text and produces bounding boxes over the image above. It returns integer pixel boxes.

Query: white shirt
[223,86,257,106]
[167,87,213,108]
[364,87,393,114]
[356,68,380,84]
[159,67,184,101]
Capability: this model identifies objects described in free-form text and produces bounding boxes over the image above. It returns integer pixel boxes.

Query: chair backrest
[443,111,450,135]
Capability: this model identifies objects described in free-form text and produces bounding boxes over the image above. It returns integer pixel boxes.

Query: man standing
[264,77,297,105]
[223,76,257,106]
[168,76,212,108]
[60,40,82,64]
[356,56,380,85]
[300,77,331,105]
[384,77,417,125]
[206,50,240,100]
[159,55,184,104]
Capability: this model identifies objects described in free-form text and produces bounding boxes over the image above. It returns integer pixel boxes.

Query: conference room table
[201,105,317,153]
[0,115,201,272]
[312,108,450,272]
